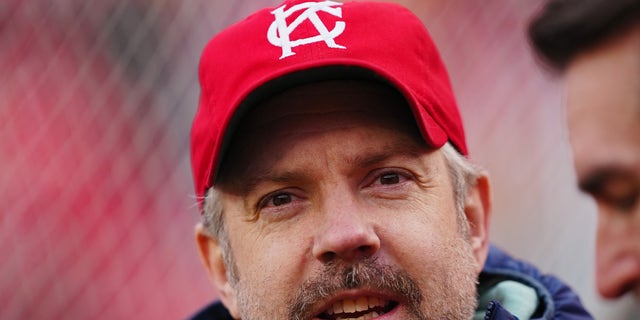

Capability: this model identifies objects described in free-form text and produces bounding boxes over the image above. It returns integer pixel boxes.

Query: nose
[312,189,381,264]
[595,207,640,299]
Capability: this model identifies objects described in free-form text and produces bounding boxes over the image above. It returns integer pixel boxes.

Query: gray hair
[440,143,484,238]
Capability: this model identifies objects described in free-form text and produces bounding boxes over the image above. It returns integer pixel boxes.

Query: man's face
[566,25,640,299]
[198,81,490,319]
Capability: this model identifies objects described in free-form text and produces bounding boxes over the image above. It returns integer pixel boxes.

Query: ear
[195,223,240,318]
[463,173,492,273]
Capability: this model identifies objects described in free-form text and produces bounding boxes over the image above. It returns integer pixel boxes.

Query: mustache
[288,258,423,320]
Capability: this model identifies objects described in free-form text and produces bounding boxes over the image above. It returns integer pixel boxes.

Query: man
[529,0,640,300]
[190,1,592,319]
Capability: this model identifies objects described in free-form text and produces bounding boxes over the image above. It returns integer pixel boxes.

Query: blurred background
[1,0,637,319]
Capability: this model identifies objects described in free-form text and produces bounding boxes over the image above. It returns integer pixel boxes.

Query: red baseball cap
[191,0,467,203]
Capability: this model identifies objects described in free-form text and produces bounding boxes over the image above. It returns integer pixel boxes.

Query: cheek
[380,216,476,297]
[222,198,308,277]
[229,220,313,291]
[406,193,459,235]
[377,196,461,263]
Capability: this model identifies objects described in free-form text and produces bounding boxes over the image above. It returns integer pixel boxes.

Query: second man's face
[566,25,640,300]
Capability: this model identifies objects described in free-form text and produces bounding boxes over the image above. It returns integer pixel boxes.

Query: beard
[227,232,478,320]
[288,257,424,320]
[288,235,478,320]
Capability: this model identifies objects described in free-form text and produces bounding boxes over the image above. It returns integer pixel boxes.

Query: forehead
[565,25,640,176]
[240,80,414,130]
[216,80,426,185]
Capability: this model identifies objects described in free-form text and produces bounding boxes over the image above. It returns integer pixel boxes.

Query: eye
[258,191,298,209]
[582,173,640,212]
[379,172,401,185]
[597,189,639,212]
[366,168,413,188]
[250,189,306,222]
[361,168,416,201]
[615,193,638,211]
[271,193,292,206]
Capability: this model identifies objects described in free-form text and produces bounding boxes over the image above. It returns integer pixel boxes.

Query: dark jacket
[190,245,592,320]
[479,245,593,319]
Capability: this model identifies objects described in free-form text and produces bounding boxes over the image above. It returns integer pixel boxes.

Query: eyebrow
[578,166,637,195]
[349,141,424,168]
[239,141,427,195]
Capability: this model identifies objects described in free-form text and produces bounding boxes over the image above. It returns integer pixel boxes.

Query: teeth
[356,296,368,312]
[325,297,387,317]
[333,302,343,314]
[343,299,356,313]
[337,311,380,320]
[369,297,380,308]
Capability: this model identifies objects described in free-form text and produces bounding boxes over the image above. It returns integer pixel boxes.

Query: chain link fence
[1,0,637,319]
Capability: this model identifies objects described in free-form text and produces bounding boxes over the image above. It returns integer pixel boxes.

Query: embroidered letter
[267,1,346,59]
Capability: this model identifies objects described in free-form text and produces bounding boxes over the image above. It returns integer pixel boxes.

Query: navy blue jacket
[190,245,592,319]
[479,245,593,319]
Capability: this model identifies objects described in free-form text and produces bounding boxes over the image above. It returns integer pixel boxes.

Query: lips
[316,296,397,320]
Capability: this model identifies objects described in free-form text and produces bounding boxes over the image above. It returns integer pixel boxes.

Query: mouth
[315,296,398,320]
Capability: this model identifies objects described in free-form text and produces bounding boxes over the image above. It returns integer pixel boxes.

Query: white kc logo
[267,1,346,59]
